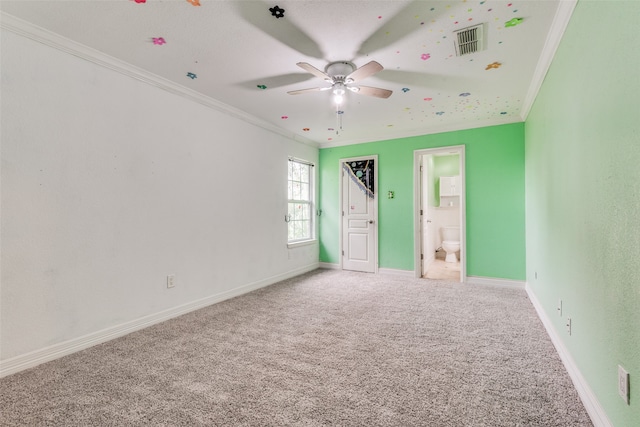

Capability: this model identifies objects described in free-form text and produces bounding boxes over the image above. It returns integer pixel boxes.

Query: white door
[420,156,436,275]
[341,158,377,273]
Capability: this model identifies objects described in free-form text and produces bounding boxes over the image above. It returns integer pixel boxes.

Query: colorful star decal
[505,18,524,27]
[421,53,431,60]
[436,111,445,116]
[486,62,502,70]
[337,110,344,115]
[303,128,310,132]
[257,85,267,90]
[186,72,197,79]
[281,116,288,119]
[134,0,146,3]
[402,88,410,93]
[459,92,471,97]
[269,5,285,19]
[152,37,166,45]
[186,0,201,6]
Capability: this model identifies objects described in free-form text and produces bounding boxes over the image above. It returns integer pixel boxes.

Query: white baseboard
[466,276,526,288]
[525,284,612,427]
[0,263,319,378]
[318,262,340,270]
[378,268,415,278]
[318,264,415,278]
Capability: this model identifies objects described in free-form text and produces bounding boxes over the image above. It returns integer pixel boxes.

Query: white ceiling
[1,0,570,147]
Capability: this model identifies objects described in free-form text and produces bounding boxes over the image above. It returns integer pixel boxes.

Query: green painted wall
[525,1,639,426]
[319,123,525,279]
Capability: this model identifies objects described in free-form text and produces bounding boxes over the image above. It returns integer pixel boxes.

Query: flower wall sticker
[486,62,502,70]
[505,18,524,28]
[152,37,166,45]
[269,5,285,19]
[421,53,431,60]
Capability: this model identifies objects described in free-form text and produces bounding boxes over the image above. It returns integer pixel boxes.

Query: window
[287,158,314,243]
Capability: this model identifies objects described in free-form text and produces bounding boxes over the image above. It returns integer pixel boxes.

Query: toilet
[441,226,460,263]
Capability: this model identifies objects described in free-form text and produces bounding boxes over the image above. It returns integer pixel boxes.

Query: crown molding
[318,116,523,149]
[520,0,578,120]
[0,12,318,149]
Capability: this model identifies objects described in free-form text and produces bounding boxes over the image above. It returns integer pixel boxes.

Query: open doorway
[413,146,466,281]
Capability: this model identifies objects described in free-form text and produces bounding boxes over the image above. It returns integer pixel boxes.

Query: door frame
[339,155,378,273]
[413,146,466,281]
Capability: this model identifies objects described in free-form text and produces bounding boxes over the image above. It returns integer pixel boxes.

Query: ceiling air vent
[454,24,484,56]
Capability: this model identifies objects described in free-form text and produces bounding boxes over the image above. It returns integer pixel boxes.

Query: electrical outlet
[167,274,175,289]
[618,365,630,404]
[566,317,571,335]
[557,299,563,316]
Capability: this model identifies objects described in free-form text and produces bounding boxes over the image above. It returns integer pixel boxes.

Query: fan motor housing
[325,61,356,80]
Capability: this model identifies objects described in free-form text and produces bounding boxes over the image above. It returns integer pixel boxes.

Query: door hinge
[420,209,423,215]
[421,253,424,260]
[342,211,344,216]
[342,250,344,256]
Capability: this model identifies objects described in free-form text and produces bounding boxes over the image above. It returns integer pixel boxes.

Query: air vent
[454,24,484,56]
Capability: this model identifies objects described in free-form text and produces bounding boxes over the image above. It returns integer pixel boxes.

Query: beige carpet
[0,269,592,426]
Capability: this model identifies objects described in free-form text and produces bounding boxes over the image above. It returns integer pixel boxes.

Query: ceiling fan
[287,61,392,106]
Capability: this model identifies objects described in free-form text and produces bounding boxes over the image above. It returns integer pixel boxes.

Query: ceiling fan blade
[376,70,478,91]
[352,85,393,99]
[287,87,331,95]
[237,73,314,90]
[235,2,323,59]
[357,1,446,56]
[297,62,332,82]
[346,61,383,83]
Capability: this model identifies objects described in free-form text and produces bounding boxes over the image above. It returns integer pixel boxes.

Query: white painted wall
[0,30,318,363]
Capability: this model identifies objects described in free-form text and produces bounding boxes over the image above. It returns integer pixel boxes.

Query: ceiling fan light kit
[288,60,393,110]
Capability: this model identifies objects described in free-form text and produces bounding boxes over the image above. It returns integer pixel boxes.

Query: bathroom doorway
[413,146,466,282]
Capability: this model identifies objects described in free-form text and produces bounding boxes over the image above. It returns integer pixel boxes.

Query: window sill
[287,239,317,249]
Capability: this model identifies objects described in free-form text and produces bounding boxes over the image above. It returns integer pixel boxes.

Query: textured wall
[1,30,318,361]
[318,123,525,279]
[525,1,640,425]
